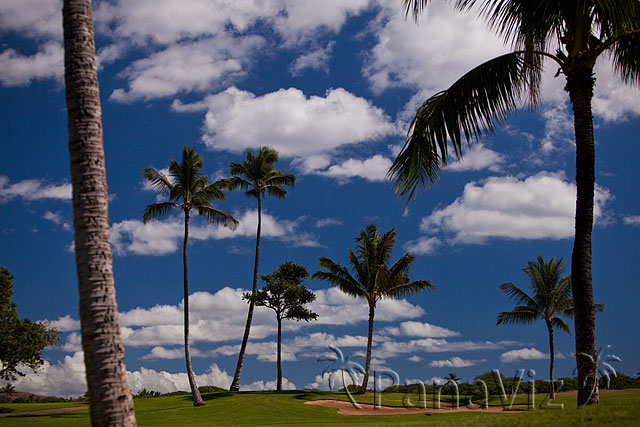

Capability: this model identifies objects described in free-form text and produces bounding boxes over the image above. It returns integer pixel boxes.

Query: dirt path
[0,405,89,417]
[305,399,525,415]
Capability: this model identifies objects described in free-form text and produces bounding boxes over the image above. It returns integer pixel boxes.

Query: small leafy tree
[3,383,15,400]
[244,262,317,391]
[0,267,60,381]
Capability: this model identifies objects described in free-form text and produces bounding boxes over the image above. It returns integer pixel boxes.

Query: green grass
[0,389,638,426]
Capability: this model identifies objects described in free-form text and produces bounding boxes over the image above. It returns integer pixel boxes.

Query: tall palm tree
[223,147,296,392]
[395,0,639,405]
[143,146,238,406]
[63,0,136,424]
[498,256,586,399]
[312,224,434,393]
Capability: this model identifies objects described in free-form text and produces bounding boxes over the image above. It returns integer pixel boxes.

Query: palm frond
[402,0,431,22]
[312,257,365,298]
[383,280,434,299]
[264,171,296,188]
[389,52,535,200]
[195,206,238,230]
[143,202,178,223]
[550,317,571,335]
[611,30,640,86]
[264,185,288,200]
[194,181,227,203]
[499,282,538,308]
[496,307,540,325]
[142,168,174,196]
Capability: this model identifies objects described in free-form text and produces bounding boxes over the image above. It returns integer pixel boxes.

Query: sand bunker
[305,399,525,415]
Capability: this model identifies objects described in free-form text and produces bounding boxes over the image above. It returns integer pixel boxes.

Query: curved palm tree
[63,0,136,424]
[224,147,296,391]
[312,224,434,393]
[395,0,639,405]
[143,146,238,406]
[497,256,597,399]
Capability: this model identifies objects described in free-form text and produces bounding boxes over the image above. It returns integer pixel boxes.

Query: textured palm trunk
[566,67,599,406]
[183,211,204,406]
[547,322,555,399]
[63,1,136,424]
[231,196,262,391]
[276,316,282,391]
[359,304,375,394]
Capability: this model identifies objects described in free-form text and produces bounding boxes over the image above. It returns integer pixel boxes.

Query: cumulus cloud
[110,210,321,256]
[0,175,71,203]
[445,144,505,172]
[403,236,441,255]
[499,347,547,363]
[44,314,80,332]
[312,155,393,183]
[178,87,397,158]
[375,338,519,359]
[0,42,63,87]
[289,41,335,76]
[0,0,62,39]
[315,218,343,228]
[43,211,71,231]
[429,356,485,368]
[109,35,264,102]
[380,321,459,338]
[417,172,613,244]
[623,215,640,226]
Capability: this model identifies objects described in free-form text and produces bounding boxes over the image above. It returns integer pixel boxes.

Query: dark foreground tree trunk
[276,317,282,391]
[566,67,599,406]
[63,1,136,424]
[359,304,375,394]
[183,211,204,406]
[231,197,262,391]
[547,322,555,399]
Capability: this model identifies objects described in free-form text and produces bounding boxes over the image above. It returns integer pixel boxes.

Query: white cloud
[445,144,505,172]
[0,42,63,87]
[315,218,343,228]
[313,155,393,183]
[289,41,335,76]
[408,355,422,362]
[364,2,507,94]
[591,59,640,122]
[44,314,80,332]
[0,175,71,203]
[540,102,574,152]
[43,211,71,231]
[418,172,613,244]
[403,236,441,255]
[184,87,397,158]
[110,35,264,102]
[429,356,485,368]
[376,338,518,359]
[623,215,640,226]
[499,347,547,363]
[110,209,321,256]
[0,0,62,39]
[380,321,459,338]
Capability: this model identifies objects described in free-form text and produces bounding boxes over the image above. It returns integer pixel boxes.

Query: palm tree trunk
[547,322,555,399]
[183,211,204,406]
[230,196,262,391]
[359,304,375,394]
[566,67,599,406]
[63,1,136,425]
[276,316,282,391]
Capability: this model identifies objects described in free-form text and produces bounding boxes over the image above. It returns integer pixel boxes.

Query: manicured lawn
[1,389,638,426]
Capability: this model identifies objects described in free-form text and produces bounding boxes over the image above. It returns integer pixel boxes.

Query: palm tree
[312,224,434,393]
[497,256,590,399]
[394,0,639,405]
[62,0,136,424]
[3,383,15,400]
[224,147,296,392]
[143,146,238,406]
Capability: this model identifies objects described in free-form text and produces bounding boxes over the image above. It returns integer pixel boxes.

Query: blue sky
[1,0,639,397]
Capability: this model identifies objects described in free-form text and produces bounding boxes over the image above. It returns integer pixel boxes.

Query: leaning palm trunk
[566,69,599,405]
[230,197,262,391]
[62,0,135,424]
[359,305,375,394]
[183,212,204,406]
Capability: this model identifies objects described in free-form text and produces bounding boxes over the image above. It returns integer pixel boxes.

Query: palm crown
[143,146,238,228]
[393,0,640,198]
[222,146,296,200]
